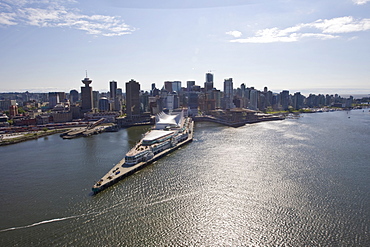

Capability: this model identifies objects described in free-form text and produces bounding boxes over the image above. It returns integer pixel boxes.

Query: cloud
[352,0,370,5]
[308,16,370,34]
[229,16,370,43]
[226,30,242,38]
[0,12,17,25]
[0,0,135,37]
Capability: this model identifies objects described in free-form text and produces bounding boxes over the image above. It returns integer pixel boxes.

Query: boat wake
[1,192,199,233]
[143,191,199,208]
[0,212,96,233]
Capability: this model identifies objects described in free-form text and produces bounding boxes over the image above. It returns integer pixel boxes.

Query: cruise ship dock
[92,110,193,194]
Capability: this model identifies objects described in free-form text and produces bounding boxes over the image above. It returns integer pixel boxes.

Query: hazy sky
[1,0,369,95]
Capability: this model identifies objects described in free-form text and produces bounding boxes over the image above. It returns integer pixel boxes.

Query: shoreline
[0,129,67,146]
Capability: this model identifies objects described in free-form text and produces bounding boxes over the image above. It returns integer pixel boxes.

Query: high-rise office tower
[206,72,213,83]
[223,78,234,109]
[81,76,93,112]
[187,81,195,91]
[240,83,246,98]
[116,88,123,100]
[280,90,290,110]
[109,80,117,100]
[205,73,214,91]
[98,97,109,111]
[249,88,258,110]
[69,89,79,104]
[48,92,60,109]
[126,79,141,118]
[49,92,66,108]
[92,91,99,109]
[172,81,181,93]
[164,81,181,93]
[164,81,173,92]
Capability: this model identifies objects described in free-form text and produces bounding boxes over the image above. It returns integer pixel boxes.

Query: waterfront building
[81,76,93,113]
[51,111,72,123]
[280,90,290,111]
[126,79,141,118]
[249,88,258,110]
[92,91,99,109]
[188,92,199,116]
[70,105,82,119]
[265,90,273,108]
[0,114,9,126]
[69,90,79,104]
[257,91,266,111]
[223,78,235,110]
[85,111,120,123]
[345,96,354,108]
[211,89,222,109]
[293,92,304,110]
[98,97,109,111]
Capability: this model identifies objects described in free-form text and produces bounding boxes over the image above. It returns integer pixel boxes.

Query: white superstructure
[124,110,190,165]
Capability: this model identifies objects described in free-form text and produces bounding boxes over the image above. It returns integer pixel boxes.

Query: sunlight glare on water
[0,110,369,246]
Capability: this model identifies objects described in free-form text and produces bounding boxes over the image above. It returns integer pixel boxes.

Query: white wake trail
[0,212,96,233]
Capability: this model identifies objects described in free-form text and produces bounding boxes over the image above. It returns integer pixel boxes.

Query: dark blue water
[1,109,369,246]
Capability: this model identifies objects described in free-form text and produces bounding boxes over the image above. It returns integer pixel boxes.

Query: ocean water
[0,109,369,246]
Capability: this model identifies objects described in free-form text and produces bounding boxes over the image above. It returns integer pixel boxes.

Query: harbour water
[0,109,369,246]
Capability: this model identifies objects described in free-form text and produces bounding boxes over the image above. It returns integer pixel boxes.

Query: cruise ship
[92,110,193,193]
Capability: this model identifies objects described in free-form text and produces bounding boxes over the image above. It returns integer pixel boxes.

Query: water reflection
[0,110,369,246]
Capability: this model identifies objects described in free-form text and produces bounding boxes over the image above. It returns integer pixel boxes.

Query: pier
[193,113,284,127]
[60,118,107,139]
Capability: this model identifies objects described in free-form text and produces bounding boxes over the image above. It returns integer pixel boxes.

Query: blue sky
[0,0,369,95]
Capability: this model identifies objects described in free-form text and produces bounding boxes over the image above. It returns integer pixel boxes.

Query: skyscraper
[126,79,141,118]
[49,92,66,109]
[109,80,117,100]
[205,73,214,91]
[223,78,234,109]
[48,92,60,109]
[164,81,181,93]
[98,97,109,111]
[206,72,213,83]
[280,90,290,110]
[69,89,79,104]
[187,81,195,91]
[81,76,93,113]
[249,88,258,110]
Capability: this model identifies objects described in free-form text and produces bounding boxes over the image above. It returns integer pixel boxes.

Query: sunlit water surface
[1,109,369,246]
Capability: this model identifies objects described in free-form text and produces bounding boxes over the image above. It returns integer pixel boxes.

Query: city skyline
[1,0,370,95]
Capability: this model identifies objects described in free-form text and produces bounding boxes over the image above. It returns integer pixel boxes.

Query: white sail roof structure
[154,111,184,130]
